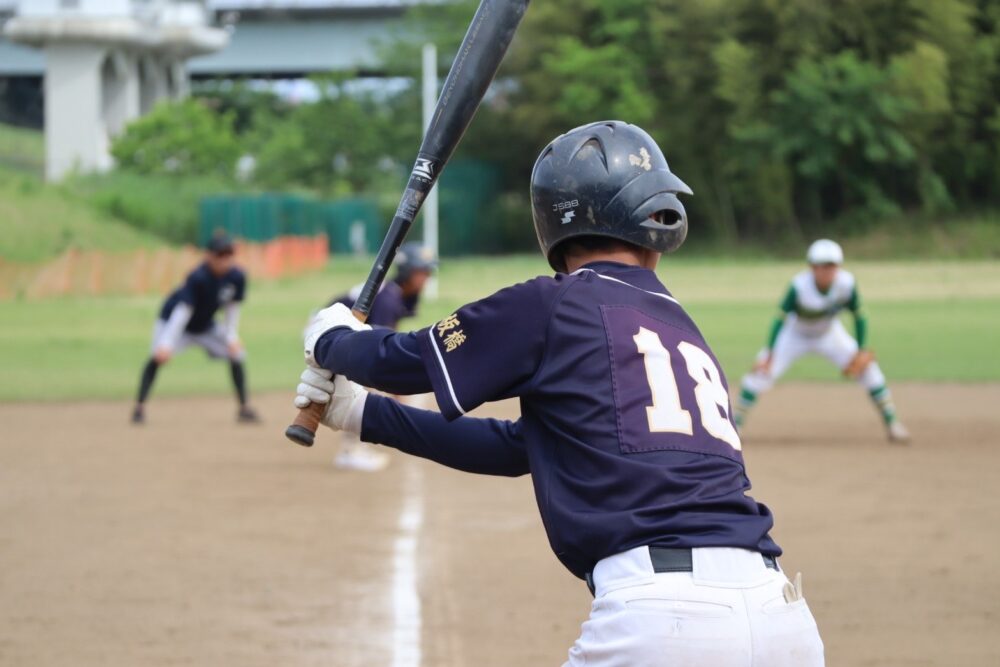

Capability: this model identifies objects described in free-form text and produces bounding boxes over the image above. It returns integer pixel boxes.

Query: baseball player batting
[326,242,437,471]
[293,122,824,665]
[733,239,910,443]
[131,235,259,424]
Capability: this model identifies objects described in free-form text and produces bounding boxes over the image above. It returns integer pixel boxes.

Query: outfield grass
[1,257,997,402]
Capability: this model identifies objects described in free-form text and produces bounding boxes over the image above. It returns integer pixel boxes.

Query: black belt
[585,547,779,596]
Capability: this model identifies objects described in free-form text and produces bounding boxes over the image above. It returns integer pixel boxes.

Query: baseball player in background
[131,235,259,424]
[293,122,824,665]
[325,242,437,471]
[733,239,909,442]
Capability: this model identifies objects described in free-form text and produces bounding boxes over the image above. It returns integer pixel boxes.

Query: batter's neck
[564,247,660,273]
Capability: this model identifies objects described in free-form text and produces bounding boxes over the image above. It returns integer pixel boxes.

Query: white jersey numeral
[634,327,742,451]
[634,327,694,434]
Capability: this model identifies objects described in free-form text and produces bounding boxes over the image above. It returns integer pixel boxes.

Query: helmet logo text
[629,147,652,171]
[553,199,579,225]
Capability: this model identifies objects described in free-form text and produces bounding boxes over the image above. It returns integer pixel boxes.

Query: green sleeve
[848,286,868,348]
[766,285,796,349]
[779,285,797,314]
[766,316,785,349]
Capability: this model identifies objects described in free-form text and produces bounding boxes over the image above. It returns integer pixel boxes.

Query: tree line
[112,0,1000,247]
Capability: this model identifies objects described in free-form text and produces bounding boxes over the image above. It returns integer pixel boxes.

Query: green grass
[835,215,1000,260]
[0,123,164,263]
[0,171,164,262]
[0,257,997,402]
[0,122,44,177]
[0,123,216,261]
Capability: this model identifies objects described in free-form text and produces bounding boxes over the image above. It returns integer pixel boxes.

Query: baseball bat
[285,0,531,447]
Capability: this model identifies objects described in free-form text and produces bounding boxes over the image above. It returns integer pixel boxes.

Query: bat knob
[285,424,316,447]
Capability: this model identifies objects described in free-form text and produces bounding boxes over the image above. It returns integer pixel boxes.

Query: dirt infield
[1,383,998,666]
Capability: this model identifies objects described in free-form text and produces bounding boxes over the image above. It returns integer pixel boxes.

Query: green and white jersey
[778,269,861,339]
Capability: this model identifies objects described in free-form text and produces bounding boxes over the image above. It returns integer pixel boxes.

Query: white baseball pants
[564,547,824,667]
[742,319,884,394]
[150,319,246,361]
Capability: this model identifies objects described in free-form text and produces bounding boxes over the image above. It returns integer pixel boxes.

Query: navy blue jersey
[414,262,778,578]
[314,261,779,579]
[331,280,418,330]
[160,263,246,333]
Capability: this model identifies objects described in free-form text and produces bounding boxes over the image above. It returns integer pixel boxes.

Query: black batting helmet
[530,121,692,272]
[394,242,438,281]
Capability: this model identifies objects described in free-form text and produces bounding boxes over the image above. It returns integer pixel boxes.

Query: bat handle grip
[286,308,368,447]
[285,400,325,447]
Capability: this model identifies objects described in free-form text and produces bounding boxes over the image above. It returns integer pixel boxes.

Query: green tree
[251,75,416,195]
[110,98,239,178]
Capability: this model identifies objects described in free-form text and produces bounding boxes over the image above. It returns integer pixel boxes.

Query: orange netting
[0,236,328,300]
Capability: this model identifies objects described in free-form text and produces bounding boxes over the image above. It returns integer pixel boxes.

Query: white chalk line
[391,461,424,667]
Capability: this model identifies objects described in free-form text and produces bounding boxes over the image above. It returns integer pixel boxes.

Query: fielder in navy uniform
[132,235,259,424]
[294,122,824,665]
[329,241,437,330]
[325,242,437,471]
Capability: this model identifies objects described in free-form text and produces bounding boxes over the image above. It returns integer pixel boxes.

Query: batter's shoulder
[450,274,576,330]
[492,273,574,304]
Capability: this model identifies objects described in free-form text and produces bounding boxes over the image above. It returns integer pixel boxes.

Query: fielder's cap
[806,239,843,265]
[207,234,235,255]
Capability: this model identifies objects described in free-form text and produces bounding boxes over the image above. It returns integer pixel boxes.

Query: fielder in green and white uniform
[733,239,909,442]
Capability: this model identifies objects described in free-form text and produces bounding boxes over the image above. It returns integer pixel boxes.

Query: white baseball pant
[564,546,824,666]
[150,319,246,361]
[742,318,884,394]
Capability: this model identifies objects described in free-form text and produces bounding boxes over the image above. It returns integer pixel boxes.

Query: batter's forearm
[361,395,529,477]
[315,328,432,394]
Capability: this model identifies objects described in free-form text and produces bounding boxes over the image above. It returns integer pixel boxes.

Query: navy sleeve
[233,270,246,302]
[361,394,529,477]
[402,292,420,318]
[327,292,353,309]
[175,271,200,306]
[366,291,404,328]
[314,327,432,395]
[417,277,561,420]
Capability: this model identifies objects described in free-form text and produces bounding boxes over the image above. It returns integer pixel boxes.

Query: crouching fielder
[733,239,909,442]
[295,122,823,665]
[131,235,259,424]
[325,242,437,472]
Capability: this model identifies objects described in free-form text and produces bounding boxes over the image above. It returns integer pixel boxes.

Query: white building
[3,0,228,180]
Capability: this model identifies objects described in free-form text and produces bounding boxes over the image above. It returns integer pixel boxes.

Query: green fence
[199,160,507,256]
[199,194,382,254]
[436,159,505,255]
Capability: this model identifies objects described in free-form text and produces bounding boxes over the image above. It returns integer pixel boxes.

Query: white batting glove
[304,303,371,367]
[293,367,368,433]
